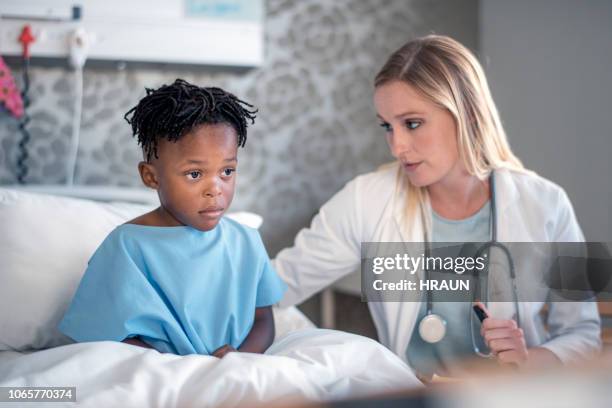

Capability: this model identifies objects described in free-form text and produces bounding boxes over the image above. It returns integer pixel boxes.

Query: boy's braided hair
[124,79,257,162]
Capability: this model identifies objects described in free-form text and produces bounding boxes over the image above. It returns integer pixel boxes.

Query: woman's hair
[374,35,524,233]
[124,79,257,162]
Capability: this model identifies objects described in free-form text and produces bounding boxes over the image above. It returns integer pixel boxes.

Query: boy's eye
[222,168,235,177]
[186,171,201,180]
[379,122,392,132]
[406,120,421,130]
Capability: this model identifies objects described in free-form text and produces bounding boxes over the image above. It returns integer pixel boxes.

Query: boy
[59,79,286,358]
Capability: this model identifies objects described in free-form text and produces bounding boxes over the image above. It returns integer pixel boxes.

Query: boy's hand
[212,344,236,358]
[122,337,154,349]
[237,306,275,354]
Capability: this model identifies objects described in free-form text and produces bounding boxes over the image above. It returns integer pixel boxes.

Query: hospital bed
[0,186,420,407]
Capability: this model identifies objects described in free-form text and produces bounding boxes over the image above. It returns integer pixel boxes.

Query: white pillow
[0,188,263,351]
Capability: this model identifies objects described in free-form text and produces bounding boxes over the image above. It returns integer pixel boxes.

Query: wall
[0,0,478,256]
[480,0,612,241]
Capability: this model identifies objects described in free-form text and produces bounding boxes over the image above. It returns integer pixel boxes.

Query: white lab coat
[274,162,601,365]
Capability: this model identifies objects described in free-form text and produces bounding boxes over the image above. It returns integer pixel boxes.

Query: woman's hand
[476,302,562,368]
[212,344,236,358]
[475,302,527,366]
[480,315,528,366]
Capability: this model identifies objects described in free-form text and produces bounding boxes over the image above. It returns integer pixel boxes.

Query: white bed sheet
[0,328,421,408]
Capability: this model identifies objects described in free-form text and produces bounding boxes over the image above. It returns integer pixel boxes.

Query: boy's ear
[138,161,159,189]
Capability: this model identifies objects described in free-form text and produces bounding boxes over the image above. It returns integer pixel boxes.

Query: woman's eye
[186,171,201,180]
[406,120,421,130]
[222,168,235,177]
[379,122,392,132]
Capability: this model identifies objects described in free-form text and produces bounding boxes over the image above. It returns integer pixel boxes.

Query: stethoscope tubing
[420,171,522,354]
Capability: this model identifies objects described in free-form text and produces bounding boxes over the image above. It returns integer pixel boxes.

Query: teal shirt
[406,201,491,378]
[59,218,287,355]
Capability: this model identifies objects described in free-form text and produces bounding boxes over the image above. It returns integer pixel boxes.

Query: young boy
[59,79,286,358]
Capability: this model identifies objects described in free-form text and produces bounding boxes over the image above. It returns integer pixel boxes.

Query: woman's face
[374,80,462,188]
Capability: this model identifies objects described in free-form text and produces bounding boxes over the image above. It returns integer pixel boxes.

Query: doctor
[274,35,601,377]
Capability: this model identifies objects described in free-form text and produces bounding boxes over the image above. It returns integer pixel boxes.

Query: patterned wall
[0,0,477,255]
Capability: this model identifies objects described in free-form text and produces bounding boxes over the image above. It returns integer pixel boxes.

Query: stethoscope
[417,171,521,357]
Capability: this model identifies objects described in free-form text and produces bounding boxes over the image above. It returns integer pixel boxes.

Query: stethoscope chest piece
[418,313,446,344]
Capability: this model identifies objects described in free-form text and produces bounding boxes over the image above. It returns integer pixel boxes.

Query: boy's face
[139,123,238,231]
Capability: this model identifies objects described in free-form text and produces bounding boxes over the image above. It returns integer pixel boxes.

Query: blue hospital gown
[59,218,287,355]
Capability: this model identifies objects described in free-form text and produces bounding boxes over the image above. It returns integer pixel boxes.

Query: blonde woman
[273,35,601,379]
